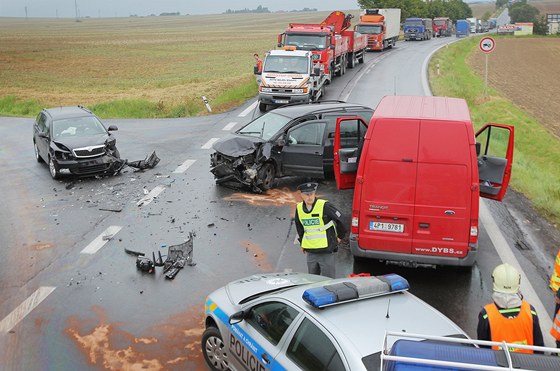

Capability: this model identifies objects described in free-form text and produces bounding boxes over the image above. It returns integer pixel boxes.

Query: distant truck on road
[255,48,327,112]
[404,17,432,41]
[455,19,470,37]
[354,8,401,51]
[433,17,453,37]
[467,17,479,33]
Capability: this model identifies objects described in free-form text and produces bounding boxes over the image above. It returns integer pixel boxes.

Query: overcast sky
[0,0,360,18]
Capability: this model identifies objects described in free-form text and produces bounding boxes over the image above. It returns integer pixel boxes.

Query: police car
[201,272,468,371]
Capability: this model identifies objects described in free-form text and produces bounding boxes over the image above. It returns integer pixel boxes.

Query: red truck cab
[433,17,453,37]
[278,11,353,80]
[332,96,515,268]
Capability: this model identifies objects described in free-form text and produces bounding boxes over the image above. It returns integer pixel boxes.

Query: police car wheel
[202,326,230,371]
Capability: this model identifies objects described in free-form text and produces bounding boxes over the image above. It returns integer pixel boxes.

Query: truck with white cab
[256,48,326,112]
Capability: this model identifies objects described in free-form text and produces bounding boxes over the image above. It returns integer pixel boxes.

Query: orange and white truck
[355,9,401,51]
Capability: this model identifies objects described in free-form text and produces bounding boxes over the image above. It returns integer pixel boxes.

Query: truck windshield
[355,24,382,34]
[434,20,446,26]
[284,34,327,50]
[263,56,309,74]
[404,20,423,27]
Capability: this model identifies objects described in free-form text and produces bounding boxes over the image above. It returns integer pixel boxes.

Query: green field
[0,11,359,118]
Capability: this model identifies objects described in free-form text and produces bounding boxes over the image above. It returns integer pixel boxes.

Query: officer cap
[297,182,318,194]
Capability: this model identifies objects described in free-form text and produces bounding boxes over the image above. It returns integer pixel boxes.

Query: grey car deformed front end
[210,135,274,193]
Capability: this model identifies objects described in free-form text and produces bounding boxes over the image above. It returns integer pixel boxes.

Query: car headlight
[55,151,73,160]
[260,87,273,93]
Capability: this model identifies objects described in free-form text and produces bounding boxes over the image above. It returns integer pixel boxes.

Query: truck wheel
[202,326,230,371]
[348,53,355,68]
[342,57,346,75]
[258,102,267,112]
[258,163,275,191]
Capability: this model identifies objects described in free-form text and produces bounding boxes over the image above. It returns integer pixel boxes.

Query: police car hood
[225,272,329,306]
[212,135,266,157]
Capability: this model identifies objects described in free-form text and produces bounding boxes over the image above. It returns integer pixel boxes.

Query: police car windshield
[237,112,291,140]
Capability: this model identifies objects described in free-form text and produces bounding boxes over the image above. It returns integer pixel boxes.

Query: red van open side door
[475,123,515,201]
[333,117,368,190]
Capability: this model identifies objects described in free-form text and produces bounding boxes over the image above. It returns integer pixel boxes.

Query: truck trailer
[354,8,401,51]
[455,19,470,37]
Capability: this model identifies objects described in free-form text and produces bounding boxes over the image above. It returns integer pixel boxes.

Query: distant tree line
[505,0,548,34]
[224,5,317,14]
[357,0,472,22]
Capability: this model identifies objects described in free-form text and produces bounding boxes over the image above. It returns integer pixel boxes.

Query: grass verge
[429,37,560,227]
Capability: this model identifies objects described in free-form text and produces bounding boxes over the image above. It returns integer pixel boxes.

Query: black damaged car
[210,101,373,192]
[33,106,122,179]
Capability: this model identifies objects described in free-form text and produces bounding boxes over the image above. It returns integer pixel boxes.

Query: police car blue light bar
[302,274,410,309]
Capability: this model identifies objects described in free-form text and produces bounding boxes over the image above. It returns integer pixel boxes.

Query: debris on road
[127,151,160,171]
[124,247,145,256]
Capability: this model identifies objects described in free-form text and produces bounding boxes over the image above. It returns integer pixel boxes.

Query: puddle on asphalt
[65,304,205,370]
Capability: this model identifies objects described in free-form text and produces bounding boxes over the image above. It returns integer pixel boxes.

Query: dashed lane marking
[201,138,219,150]
[223,122,237,131]
[136,185,165,207]
[0,287,56,334]
[80,225,123,254]
[173,159,196,174]
[238,101,258,117]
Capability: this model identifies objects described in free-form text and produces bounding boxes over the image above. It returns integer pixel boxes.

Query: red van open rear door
[475,124,515,201]
[333,117,368,190]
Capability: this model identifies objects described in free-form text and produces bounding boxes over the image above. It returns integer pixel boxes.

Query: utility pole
[25,6,28,20]
[74,0,78,21]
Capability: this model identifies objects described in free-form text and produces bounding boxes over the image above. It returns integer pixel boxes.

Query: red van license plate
[369,221,404,233]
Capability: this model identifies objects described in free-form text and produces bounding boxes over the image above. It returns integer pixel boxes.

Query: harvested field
[467,37,560,138]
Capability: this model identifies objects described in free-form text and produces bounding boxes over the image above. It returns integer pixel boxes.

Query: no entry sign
[479,37,496,53]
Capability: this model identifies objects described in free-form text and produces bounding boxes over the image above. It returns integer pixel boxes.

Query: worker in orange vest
[477,263,544,353]
[551,289,560,348]
[550,248,560,293]
[253,53,263,86]
[550,248,560,348]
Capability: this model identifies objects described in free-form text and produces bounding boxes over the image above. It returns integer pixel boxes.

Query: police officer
[477,263,544,353]
[294,182,346,278]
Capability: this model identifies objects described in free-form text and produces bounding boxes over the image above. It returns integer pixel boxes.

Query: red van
[333,96,514,268]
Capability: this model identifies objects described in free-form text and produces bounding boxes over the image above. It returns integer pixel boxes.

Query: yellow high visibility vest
[550,249,560,292]
[297,199,334,249]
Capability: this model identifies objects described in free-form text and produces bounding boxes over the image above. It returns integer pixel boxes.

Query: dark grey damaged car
[33,106,123,179]
[210,102,373,192]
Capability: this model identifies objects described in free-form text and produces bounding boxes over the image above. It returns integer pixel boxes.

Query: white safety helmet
[492,263,521,294]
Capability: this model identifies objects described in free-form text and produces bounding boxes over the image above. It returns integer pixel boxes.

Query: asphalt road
[0,34,558,370]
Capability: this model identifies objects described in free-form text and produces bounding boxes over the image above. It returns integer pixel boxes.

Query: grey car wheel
[258,163,275,191]
[202,326,230,371]
[49,156,60,179]
[34,142,44,163]
[259,102,267,112]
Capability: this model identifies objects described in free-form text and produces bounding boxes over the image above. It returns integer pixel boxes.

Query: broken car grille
[73,145,106,158]
[71,163,112,175]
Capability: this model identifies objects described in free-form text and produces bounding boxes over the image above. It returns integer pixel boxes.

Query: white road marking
[80,225,123,254]
[480,200,555,347]
[0,287,56,333]
[223,122,237,131]
[173,159,196,174]
[238,101,258,117]
[136,185,165,207]
[201,137,219,150]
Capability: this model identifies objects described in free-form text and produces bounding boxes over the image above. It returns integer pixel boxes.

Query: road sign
[479,37,496,53]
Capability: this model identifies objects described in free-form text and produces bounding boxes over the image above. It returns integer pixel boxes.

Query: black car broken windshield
[52,116,107,139]
[237,112,291,141]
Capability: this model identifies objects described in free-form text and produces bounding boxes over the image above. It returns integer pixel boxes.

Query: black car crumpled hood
[212,134,266,157]
[52,133,110,151]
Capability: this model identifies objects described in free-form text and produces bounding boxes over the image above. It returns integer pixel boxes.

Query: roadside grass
[0,11,359,118]
[0,96,42,116]
[429,37,560,227]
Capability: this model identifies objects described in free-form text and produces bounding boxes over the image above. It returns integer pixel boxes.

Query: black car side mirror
[229,310,246,325]
[108,125,118,131]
